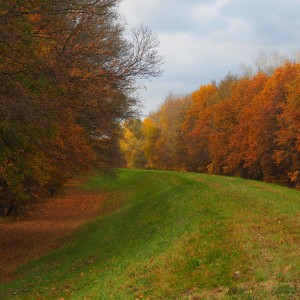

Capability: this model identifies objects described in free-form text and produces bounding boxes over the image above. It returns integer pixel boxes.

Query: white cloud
[119,0,300,113]
[189,0,229,22]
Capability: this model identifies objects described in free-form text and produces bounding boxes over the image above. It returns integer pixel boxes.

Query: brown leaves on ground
[0,183,107,283]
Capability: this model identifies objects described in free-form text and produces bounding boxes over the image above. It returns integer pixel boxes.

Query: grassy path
[1,169,300,299]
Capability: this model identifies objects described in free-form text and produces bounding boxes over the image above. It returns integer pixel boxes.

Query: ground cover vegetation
[0,0,163,216]
[121,59,300,188]
[1,169,300,299]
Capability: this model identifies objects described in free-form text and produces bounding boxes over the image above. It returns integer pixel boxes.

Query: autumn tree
[206,73,238,174]
[141,117,160,169]
[140,94,191,170]
[182,84,217,172]
[237,63,299,183]
[273,63,300,186]
[0,0,163,215]
[120,119,147,169]
[224,73,268,178]
[141,60,299,189]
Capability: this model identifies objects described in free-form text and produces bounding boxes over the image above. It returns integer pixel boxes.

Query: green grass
[1,169,300,299]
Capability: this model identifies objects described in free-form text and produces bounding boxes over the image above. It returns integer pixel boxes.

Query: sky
[119,0,300,115]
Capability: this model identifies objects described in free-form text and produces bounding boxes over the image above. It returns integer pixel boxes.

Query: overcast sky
[119,0,300,115]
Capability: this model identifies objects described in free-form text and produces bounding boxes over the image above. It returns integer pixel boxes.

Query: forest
[1,0,300,218]
[1,1,300,298]
[121,61,300,188]
[0,0,162,216]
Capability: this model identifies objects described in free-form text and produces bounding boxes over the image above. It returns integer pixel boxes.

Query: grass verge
[1,169,300,299]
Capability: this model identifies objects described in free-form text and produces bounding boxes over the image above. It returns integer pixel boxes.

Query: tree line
[121,60,300,188]
[0,0,162,216]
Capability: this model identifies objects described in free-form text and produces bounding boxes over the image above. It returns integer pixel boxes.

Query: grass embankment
[1,169,300,299]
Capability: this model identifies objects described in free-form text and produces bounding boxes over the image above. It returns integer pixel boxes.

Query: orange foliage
[140,62,300,187]
[182,84,217,171]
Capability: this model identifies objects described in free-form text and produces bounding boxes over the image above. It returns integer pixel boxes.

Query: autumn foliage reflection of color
[121,62,300,188]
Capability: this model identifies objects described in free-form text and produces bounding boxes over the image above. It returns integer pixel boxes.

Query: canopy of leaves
[120,61,300,189]
[0,0,163,215]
